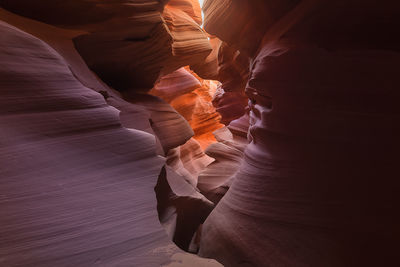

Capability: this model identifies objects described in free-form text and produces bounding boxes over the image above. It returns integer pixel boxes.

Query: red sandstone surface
[1,0,400,266]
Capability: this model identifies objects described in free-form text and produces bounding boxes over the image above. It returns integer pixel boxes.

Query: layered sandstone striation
[0,20,171,266]
[212,42,249,125]
[151,67,224,149]
[1,0,211,92]
[0,0,222,265]
[2,0,399,266]
[199,0,400,266]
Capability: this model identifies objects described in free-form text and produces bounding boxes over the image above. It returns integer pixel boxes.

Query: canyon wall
[199,0,400,266]
[0,1,222,265]
[2,0,400,266]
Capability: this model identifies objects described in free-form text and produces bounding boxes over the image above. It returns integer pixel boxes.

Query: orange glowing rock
[151,67,224,150]
[161,0,212,77]
[166,0,203,25]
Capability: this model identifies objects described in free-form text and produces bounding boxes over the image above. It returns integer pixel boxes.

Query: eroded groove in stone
[199,0,400,266]
[0,1,222,265]
[2,0,400,266]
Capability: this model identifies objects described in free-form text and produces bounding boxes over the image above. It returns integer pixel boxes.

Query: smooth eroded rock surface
[199,1,400,266]
[0,18,221,267]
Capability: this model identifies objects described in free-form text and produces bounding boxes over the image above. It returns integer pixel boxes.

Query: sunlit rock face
[194,39,251,203]
[150,66,226,208]
[199,0,400,266]
[161,0,211,78]
[151,67,224,149]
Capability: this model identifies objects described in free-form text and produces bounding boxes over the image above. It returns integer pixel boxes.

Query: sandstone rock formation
[0,20,169,266]
[199,0,400,266]
[0,1,221,266]
[191,35,221,80]
[2,0,400,266]
[151,67,224,149]
[1,0,211,92]
[196,124,247,204]
[149,63,246,205]
[212,42,249,125]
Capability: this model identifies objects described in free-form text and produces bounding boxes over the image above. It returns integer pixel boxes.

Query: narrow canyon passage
[1,1,400,267]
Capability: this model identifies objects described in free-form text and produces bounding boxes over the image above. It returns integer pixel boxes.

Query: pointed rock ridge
[166,138,214,187]
[73,19,174,92]
[0,7,222,266]
[193,38,251,203]
[155,166,214,252]
[0,20,169,266]
[166,0,203,25]
[151,67,224,149]
[1,0,172,91]
[199,0,400,266]
[192,22,252,203]
[150,62,249,204]
[161,0,212,77]
[216,42,249,94]
[212,87,248,125]
[0,5,194,158]
[148,66,223,251]
[191,35,222,80]
[202,0,299,57]
[212,42,250,125]
[1,0,213,92]
[150,67,202,103]
[197,123,248,204]
[122,92,194,155]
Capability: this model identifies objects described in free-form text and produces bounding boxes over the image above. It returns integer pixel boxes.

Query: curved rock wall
[199,0,400,266]
[3,0,399,266]
[212,42,249,125]
[1,0,211,92]
[151,67,224,149]
[0,20,169,266]
[0,1,222,265]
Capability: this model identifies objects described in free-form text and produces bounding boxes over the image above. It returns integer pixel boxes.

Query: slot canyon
[0,0,399,266]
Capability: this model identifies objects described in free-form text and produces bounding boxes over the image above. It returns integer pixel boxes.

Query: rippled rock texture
[0,1,222,265]
[3,0,399,266]
[199,0,400,266]
[1,0,211,92]
[0,20,169,266]
[151,67,223,149]
[212,42,249,125]
[150,65,243,205]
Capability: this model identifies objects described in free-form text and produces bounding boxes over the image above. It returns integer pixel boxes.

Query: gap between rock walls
[1,0,400,266]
